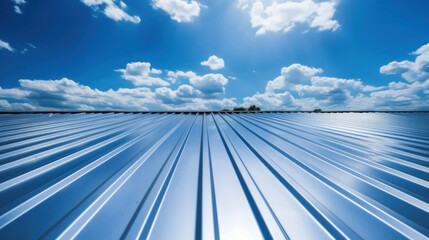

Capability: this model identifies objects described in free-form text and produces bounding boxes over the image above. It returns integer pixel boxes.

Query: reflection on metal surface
[0,113,428,239]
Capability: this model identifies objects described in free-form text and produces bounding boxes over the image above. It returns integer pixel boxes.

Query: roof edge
[0,110,428,114]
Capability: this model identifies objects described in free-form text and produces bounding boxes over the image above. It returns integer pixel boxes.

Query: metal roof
[0,112,428,239]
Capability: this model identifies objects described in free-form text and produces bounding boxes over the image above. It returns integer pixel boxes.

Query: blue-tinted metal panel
[0,113,428,239]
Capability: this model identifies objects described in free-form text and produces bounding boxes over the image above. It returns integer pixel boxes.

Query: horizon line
[1,110,428,114]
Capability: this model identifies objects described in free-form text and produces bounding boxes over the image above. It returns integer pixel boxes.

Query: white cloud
[201,55,225,70]
[166,70,197,83]
[104,4,140,23]
[176,84,199,97]
[152,0,201,23]
[0,78,157,111]
[0,86,29,99]
[0,78,236,111]
[10,0,26,14]
[346,80,429,110]
[189,73,228,95]
[0,60,236,111]
[243,91,295,109]
[181,98,236,111]
[0,40,15,52]
[388,81,408,90]
[81,0,140,23]
[380,43,429,82]
[154,87,188,104]
[254,44,429,110]
[152,84,236,110]
[166,70,229,96]
[266,64,322,92]
[243,59,429,110]
[249,0,340,35]
[115,60,230,99]
[14,5,22,14]
[154,85,201,105]
[116,62,170,86]
[0,100,35,111]
[5,44,428,111]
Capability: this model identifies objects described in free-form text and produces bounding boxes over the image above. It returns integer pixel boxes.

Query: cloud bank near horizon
[1,43,428,111]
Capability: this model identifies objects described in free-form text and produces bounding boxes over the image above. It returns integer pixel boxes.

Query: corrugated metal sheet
[0,112,428,239]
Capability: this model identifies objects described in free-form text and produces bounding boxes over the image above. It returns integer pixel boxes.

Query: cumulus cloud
[248,0,340,35]
[0,39,15,52]
[243,91,295,109]
[154,84,199,104]
[189,73,228,95]
[380,43,429,82]
[166,70,197,83]
[252,43,429,110]
[115,60,229,97]
[4,43,427,111]
[243,63,426,110]
[152,0,201,23]
[0,60,234,111]
[166,70,229,96]
[180,98,236,111]
[201,55,225,70]
[266,64,322,92]
[81,0,140,23]
[0,78,156,111]
[0,78,236,111]
[0,100,34,111]
[155,87,188,104]
[152,85,236,110]
[244,63,369,110]
[176,84,199,97]
[344,80,429,110]
[116,62,170,86]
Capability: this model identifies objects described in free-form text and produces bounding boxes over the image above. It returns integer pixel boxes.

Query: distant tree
[221,108,231,111]
[313,108,322,113]
[233,107,247,112]
[248,105,261,111]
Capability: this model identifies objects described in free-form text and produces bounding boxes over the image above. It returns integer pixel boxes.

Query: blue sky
[0,0,428,111]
